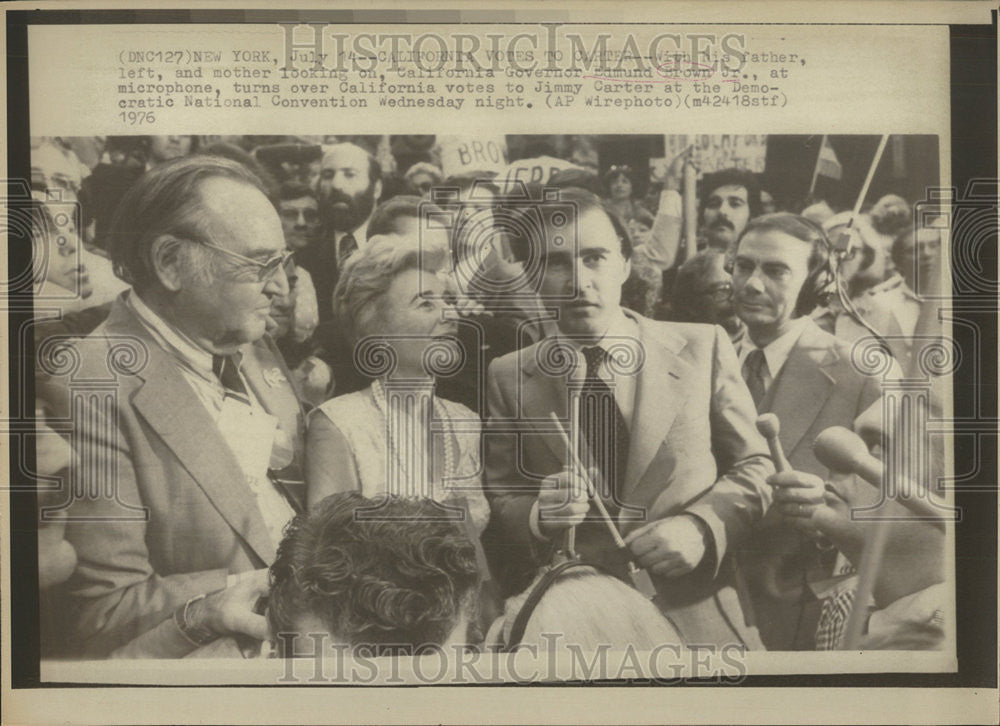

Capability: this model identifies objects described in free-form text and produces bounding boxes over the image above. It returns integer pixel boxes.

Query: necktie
[742,347,768,409]
[213,354,251,406]
[338,232,358,265]
[577,346,630,508]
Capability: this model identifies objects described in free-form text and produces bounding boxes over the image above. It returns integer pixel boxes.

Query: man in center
[483,188,773,647]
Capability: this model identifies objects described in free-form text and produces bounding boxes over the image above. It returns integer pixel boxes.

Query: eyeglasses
[187,238,294,282]
[279,207,319,224]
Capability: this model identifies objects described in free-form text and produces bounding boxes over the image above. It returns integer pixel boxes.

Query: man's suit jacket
[41,294,305,656]
[761,318,885,477]
[745,318,886,650]
[483,311,773,647]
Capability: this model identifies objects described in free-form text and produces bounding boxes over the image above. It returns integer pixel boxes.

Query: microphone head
[812,426,870,473]
[756,413,781,440]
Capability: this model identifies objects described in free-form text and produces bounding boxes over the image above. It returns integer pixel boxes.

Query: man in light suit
[40,155,305,657]
[483,188,773,648]
[730,213,889,650]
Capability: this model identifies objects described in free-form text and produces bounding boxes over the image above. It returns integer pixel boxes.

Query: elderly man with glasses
[38,155,307,658]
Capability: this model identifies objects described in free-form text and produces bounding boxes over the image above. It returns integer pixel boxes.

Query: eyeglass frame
[180,237,294,283]
[278,206,320,224]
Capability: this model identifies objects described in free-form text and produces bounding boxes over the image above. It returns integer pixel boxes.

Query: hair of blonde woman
[332,232,450,342]
[487,566,682,652]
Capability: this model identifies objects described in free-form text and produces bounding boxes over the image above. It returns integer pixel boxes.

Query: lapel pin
[263,367,287,387]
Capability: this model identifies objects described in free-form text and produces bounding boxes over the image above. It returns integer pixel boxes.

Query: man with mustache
[699,168,762,252]
[730,213,891,650]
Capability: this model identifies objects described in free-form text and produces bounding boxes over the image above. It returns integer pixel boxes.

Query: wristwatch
[173,593,218,647]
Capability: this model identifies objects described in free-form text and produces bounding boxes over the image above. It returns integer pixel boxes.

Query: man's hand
[624,514,710,577]
[768,470,827,526]
[190,568,270,641]
[536,466,591,537]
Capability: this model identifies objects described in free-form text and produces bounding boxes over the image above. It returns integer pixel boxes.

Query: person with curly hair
[112,492,481,658]
[269,491,482,656]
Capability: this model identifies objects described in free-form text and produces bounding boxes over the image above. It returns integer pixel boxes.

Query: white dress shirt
[127,291,295,549]
[334,218,370,261]
[737,316,810,395]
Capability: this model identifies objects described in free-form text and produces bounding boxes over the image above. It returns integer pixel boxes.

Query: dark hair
[142,134,200,155]
[735,212,832,317]
[268,492,480,655]
[322,142,383,186]
[869,193,912,239]
[507,187,633,264]
[698,168,763,222]
[202,142,276,197]
[106,154,270,291]
[276,180,316,204]
[601,165,635,196]
[671,248,727,319]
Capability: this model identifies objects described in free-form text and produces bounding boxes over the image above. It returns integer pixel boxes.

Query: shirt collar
[743,316,809,378]
[335,218,369,247]
[127,290,217,377]
[556,308,641,378]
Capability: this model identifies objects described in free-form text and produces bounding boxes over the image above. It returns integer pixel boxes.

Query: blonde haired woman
[305,234,489,539]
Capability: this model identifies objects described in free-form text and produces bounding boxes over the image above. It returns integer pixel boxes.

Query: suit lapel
[520,350,571,466]
[111,301,277,565]
[622,316,692,498]
[764,321,837,458]
[241,337,303,454]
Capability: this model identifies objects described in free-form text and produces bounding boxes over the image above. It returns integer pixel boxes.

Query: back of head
[106,154,269,292]
[494,566,681,652]
[671,248,727,320]
[268,492,481,656]
[868,193,911,239]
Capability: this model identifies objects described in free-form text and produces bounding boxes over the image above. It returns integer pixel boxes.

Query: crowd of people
[28,134,949,664]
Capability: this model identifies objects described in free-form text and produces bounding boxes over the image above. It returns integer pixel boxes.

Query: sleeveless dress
[309,380,489,537]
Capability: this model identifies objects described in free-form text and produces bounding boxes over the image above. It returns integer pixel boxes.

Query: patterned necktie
[577,345,630,508]
[338,232,358,265]
[742,347,768,409]
[212,354,251,406]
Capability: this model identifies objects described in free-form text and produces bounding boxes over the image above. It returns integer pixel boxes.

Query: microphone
[812,426,948,523]
[756,413,790,472]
